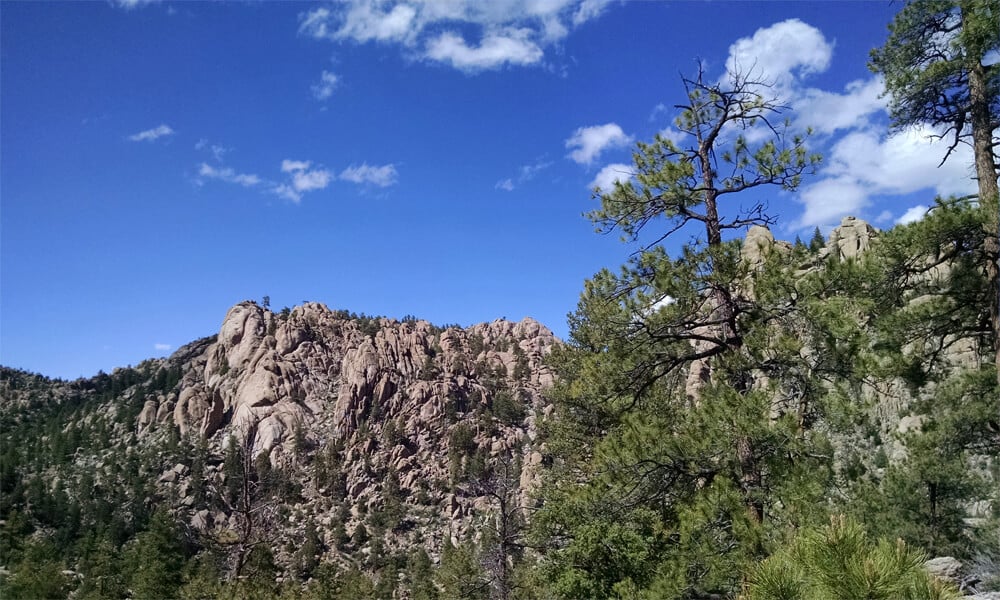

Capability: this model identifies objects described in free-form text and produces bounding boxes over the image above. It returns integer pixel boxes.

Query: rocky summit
[0,302,559,590]
[159,302,557,545]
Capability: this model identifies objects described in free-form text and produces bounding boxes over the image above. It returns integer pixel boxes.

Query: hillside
[0,304,557,598]
[2,213,997,599]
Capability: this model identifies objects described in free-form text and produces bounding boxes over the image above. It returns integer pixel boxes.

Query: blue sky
[1,1,979,379]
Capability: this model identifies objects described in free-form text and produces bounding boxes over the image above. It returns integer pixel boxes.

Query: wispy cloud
[496,159,552,191]
[298,0,616,73]
[874,210,894,225]
[154,342,172,351]
[197,163,261,187]
[301,4,418,44]
[276,159,334,202]
[113,0,158,10]
[191,156,345,203]
[129,124,174,142]
[195,138,229,162]
[274,185,302,203]
[282,159,312,173]
[311,70,340,100]
[340,163,398,187]
[649,103,669,122]
[566,123,631,165]
[519,159,552,181]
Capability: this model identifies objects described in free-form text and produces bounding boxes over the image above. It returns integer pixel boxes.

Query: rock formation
[21,301,559,571]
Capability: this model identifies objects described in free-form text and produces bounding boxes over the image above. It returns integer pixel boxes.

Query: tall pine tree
[533,67,836,597]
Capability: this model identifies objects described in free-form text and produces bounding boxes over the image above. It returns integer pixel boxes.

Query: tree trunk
[702,162,761,525]
[737,436,764,525]
[965,9,1000,385]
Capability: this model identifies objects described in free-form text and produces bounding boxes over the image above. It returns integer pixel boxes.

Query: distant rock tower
[826,216,878,261]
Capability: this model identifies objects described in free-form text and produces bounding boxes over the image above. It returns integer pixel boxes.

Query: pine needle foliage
[744,516,959,600]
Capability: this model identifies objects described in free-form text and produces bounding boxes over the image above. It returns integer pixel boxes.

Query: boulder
[925,556,963,583]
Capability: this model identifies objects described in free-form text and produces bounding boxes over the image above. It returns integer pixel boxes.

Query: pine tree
[839,202,999,559]
[405,549,439,600]
[0,538,72,600]
[75,531,127,599]
[123,510,187,600]
[870,0,1000,382]
[808,227,825,253]
[437,538,489,600]
[216,431,281,581]
[534,67,831,597]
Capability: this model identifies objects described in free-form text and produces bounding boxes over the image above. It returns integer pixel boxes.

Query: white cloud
[275,159,334,201]
[298,0,615,72]
[897,205,929,225]
[496,178,515,191]
[282,159,312,173]
[794,125,976,229]
[650,295,676,312]
[636,294,676,321]
[710,20,978,232]
[340,163,399,187]
[566,123,631,165]
[311,70,340,100]
[154,343,172,351]
[299,7,336,39]
[114,0,158,9]
[301,4,418,44]
[716,20,882,140]
[796,176,871,230]
[129,124,174,142]
[657,126,686,147]
[589,162,632,191]
[725,19,833,90]
[274,184,302,203]
[291,168,334,192]
[195,138,229,162]
[649,102,668,122]
[425,29,543,71]
[794,77,885,135]
[825,126,975,197]
[572,0,612,26]
[198,163,261,187]
[714,19,975,232]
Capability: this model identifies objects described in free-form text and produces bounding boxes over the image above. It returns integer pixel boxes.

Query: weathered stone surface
[173,385,224,437]
[828,215,878,260]
[926,556,963,583]
[139,300,559,563]
[137,399,158,432]
[745,223,793,258]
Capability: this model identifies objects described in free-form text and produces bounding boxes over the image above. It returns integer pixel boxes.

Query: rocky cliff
[1,302,558,579]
